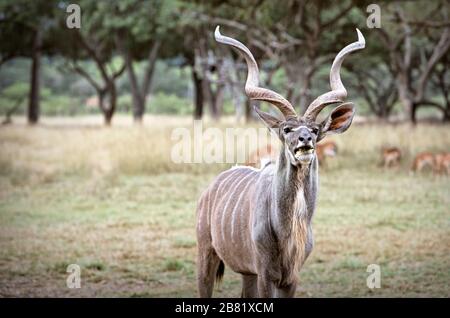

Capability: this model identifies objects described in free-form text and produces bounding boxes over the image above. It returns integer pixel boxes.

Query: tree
[377,1,450,123]
[349,62,398,120]
[346,31,399,120]
[192,0,367,117]
[0,0,58,124]
[58,1,126,125]
[428,54,450,121]
[111,0,178,123]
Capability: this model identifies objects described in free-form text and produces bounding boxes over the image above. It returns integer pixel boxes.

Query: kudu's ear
[318,102,355,141]
[254,106,283,132]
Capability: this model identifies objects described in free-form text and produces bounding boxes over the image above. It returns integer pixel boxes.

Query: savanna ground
[0,115,449,297]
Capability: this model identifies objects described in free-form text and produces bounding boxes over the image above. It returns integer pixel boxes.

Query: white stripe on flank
[210,170,242,245]
[230,171,257,244]
[206,185,212,227]
[220,170,257,243]
[197,197,204,230]
[230,165,260,171]
[219,171,252,244]
[210,169,241,217]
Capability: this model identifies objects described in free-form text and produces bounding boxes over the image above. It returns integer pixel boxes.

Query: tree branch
[415,27,450,102]
[321,2,353,30]
[141,40,161,96]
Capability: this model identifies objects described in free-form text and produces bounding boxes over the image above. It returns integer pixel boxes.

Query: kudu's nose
[298,129,312,143]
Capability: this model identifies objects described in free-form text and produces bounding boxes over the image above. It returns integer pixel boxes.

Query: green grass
[0,116,449,297]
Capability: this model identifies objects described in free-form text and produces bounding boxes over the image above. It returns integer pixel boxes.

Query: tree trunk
[103,112,112,126]
[124,51,144,123]
[211,85,224,120]
[106,83,117,126]
[134,99,145,124]
[203,79,220,121]
[443,108,450,122]
[245,98,253,123]
[192,70,203,120]
[98,84,116,126]
[28,29,42,124]
[123,51,146,124]
[117,36,159,124]
[410,103,418,124]
[396,73,415,123]
[298,71,313,114]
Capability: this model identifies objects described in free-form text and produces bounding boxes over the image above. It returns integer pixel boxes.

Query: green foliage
[1,0,449,121]
[1,82,29,99]
[0,58,31,90]
[148,93,192,115]
[0,82,29,115]
[117,94,133,113]
[162,258,185,272]
[221,100,235,116]
[41,95,80,116]
[151,61,191,98]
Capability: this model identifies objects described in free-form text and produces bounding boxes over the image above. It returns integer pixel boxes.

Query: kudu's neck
[271,144,318,237]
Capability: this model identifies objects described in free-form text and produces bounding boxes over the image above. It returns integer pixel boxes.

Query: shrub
[41,95,80,116]
[117,94,133,113]
[148,92,192,115]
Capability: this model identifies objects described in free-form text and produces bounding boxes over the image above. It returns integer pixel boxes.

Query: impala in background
[381,146,402,168]
[316,140,338,167]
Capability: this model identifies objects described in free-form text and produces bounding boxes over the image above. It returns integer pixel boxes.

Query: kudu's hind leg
[241,274,258,298]
[197,245,222,298]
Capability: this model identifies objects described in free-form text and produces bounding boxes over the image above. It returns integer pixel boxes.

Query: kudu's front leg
[241,274,258,298]
[274,283,297,297]
[258,278,297,298]
[256,274,276,297]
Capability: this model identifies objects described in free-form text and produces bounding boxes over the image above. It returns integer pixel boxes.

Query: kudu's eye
[283,127,292,134]
[311,127,319,134]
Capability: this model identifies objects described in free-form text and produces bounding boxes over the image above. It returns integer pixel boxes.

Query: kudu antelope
[196,26,365,298]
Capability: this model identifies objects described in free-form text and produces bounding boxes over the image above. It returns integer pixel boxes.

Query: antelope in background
[411,151,450,174]
[196,26,365,297]
[411,152,435,173]
[246,144,277,168]
[434,153,450,175]
[316,140,338,167]
[381,146,402,168]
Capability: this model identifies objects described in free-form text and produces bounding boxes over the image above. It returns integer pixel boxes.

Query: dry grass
[0,115,449,297]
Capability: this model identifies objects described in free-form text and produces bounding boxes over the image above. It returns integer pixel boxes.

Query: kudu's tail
[215,261,225,285]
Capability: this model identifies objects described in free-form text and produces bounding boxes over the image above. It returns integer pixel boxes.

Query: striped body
[197,166,268,274]
[196,151,318,289]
